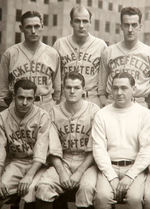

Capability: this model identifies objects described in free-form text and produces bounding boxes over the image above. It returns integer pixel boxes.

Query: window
[105,21,110,32]
[76,0,81,3]
[108,2,113,11]
[44,0,49,4]
[15,32,21,43]
[87,0,92,7]
[16,9,22,22]
[94,20,100,31]
[98,1,103,9]
[115,23,120,34]
[0,8,2,21]
[118,5,122,12]
[43,36,48,44]
[52,36,57,45]
[53,14,57,26]
[43,14,49,26]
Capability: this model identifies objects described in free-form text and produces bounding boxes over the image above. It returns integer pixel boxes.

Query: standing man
[35,72,99,209]
[53,5,107,107]
[0,79,50,209]
[0,10,61,112]
[100,7,150,107]
[92,72,150,209]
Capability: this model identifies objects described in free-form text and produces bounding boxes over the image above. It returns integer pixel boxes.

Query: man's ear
[70,20,73,27]
[19,25,24,33]
[139,23,142,31]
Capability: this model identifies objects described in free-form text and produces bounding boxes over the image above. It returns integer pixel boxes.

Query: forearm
[24,161,42,179]
[75,153,93,175]
[0,166,4,179]
[51,156,64,176]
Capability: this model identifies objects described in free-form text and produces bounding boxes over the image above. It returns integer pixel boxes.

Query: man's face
[121,14,141,44]
[112,78,134,108]
[71,8,91,39]
[20,16,43,43]
[15,87,35,117]
[64,78,84,103]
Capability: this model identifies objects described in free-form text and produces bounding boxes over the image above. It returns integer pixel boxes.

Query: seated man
[92,72,150,209]
[35,72,100,209]
[0,79,50,209]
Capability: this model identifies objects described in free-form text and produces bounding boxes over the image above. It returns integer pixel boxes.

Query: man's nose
[31,26,35,33]
[128,24,133,32]
[23,98,27,105]
[117,88,122,94]
[79,21,84,28]
[70,88,75,93]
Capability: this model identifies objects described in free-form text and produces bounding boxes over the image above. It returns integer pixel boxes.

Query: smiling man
[35,72,99,209]
[92,72,150,209]
[53,5,107,107]
[0,79,50,209]
[0,10,61,112]
[100,7,150,107]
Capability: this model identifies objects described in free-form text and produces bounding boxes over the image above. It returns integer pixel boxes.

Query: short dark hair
[14,79,37,95]
[63,72,85,88]
[120,7,142,23]
[113,72,135,87]
[21,11,43,25]
[70,5,92,21]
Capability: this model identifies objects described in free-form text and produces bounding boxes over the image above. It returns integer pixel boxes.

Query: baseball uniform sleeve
[126,112,150,179]
[99,49,109,96]
[52,51,61,102]
[33,112,50,164]
[48,122,63,158]
[0,115,7,166]
[92,110,118,181]
[98,42,107,96]
[86,103,100,152]
[0,52,9,109]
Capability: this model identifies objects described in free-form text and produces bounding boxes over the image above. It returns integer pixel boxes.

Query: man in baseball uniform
[0,79,50,209]
[92,72,150,209]
[35,72,99,209]
[0,10,61,112]
[100,7,150,107]
[53,5,107,107]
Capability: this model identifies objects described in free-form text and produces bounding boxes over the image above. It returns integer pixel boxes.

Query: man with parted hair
[100,7,150,107]
[35,71,100,209]
[92,72,150,209]
[53,5,107,108]
[0,10,61,112]
[0,79,50,209]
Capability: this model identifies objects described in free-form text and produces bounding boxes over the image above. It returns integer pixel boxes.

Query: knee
[94,189,112,206]
[36,184,57,202]
[78,182,95,195]
[127,193,142,206]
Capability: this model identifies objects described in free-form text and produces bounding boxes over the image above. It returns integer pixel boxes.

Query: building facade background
[0,0,150,57]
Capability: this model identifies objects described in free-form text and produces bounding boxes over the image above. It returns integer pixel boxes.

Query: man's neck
[72,35,89,46]
[65,99,83,115]
[23,41,41,53]
[123,39,138,50]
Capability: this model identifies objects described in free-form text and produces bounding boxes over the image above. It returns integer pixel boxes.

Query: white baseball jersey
[0,105,50,166]
[100,41,150,98]
[49,100,100,156]
[0,41,61,108]
[53,34,107,97]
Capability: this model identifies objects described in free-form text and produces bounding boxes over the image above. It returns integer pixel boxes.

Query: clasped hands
[59,169,82,190]
[110,175,133,203]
